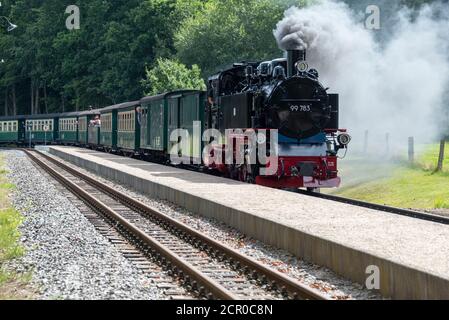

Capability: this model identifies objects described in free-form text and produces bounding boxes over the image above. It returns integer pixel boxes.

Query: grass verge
[0,154,35,299]
[329,143,449,210]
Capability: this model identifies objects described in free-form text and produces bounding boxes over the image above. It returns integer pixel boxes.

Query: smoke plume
[274,1,449,156]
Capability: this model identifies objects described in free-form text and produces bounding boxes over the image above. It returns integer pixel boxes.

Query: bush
[142,58,206,96]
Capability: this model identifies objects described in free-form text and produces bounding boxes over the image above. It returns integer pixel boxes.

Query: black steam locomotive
[206,49,350,189]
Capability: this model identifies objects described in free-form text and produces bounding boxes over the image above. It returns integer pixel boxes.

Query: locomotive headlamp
[296,61,309,73]
[257,133,267,145]
[337,133,352,146]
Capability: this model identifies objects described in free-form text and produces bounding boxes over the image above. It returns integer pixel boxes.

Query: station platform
[47,146,449,299]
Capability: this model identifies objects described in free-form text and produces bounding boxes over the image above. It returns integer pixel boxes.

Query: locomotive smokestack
[287,50,306,77]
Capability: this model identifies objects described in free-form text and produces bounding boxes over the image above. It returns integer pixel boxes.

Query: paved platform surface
[48,146,449,299]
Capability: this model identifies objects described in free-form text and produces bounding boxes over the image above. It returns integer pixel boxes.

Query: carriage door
[167,96,180,159]
[180,94,201,163]
[140,106,148,148]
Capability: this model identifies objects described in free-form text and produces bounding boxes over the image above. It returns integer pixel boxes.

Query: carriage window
[102,114,112,131]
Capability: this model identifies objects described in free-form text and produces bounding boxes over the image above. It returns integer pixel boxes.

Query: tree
[142,58,206,96]
[0,0,181,114]
[174,0,309,77]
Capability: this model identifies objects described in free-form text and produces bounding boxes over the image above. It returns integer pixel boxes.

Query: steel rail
[25,149,239,300]
[296,190,449,225]
[28,149,328,300]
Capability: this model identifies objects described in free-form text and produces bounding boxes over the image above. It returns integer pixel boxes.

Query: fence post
[408,137,414,164]
[436,139,445,172]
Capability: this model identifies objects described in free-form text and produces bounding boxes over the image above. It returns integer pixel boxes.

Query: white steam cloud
[274,1,449,155]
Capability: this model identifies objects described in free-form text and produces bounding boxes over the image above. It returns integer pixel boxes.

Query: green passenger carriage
[117,101,140,152]
[100,105,118,151]
[78,109,101,146]
[0,116,25,144]
[100,101,140,152]
[58,112,79,144]
[140,90,206,163]
[24,114,59,145]
[0,89,207,163]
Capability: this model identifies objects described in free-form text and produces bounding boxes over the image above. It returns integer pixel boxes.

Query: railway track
[24,149,327,300]
[297,190,449,225]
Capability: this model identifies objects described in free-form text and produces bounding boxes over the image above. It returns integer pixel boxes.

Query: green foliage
[0,0,181,113]
[0,157,27,296]
[0,0,442,114]
[175,0,309,76]
[434,197,449,209]
[142,58,206,96]
[0,162,23,283]
[0,209,24,263]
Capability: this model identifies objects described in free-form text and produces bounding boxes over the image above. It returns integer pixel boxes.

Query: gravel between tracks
[44,150,384,300]
[2,150,164,300]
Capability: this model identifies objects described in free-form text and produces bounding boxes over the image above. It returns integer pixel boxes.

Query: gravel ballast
[2,150,164,300]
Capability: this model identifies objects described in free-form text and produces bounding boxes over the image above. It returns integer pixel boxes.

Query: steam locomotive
[0,49,350,190]
[207,49,350,189]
